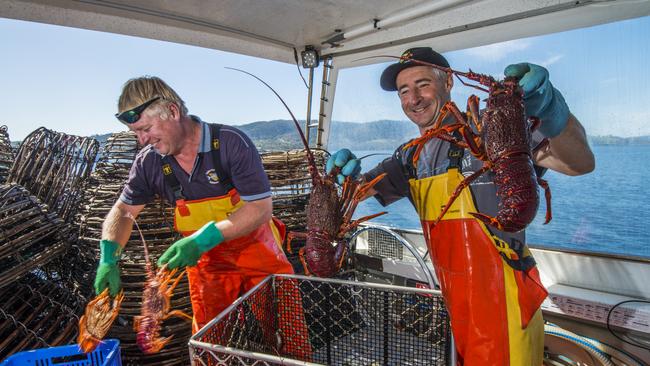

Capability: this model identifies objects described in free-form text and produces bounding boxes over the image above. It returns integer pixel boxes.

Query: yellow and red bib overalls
[173,189,312,359]
[409,164,547,365]
[162,123,311,358]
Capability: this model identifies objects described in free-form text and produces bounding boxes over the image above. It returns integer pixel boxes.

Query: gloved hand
[504,63,569,138]
[157,221,224,269]
[94,239,122,296]
[326,148,361,185]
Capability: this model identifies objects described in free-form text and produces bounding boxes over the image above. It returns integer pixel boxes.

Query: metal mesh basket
[189,274,451,366]
[347,226,438,291]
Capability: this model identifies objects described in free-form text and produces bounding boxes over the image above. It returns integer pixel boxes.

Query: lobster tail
[77,315,102,353]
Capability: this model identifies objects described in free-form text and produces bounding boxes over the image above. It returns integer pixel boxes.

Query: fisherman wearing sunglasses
[95,76,311,358]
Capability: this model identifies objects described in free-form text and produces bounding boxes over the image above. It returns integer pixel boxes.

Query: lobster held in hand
[289,170,386,277]
[225,67,387,277]
[404,62,552,233]
[134,265,191,354]
[78,289,124,353]
[130,217,192,354]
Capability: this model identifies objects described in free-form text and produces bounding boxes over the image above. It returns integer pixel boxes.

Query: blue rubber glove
[157,221,224,269]
[325,148,361,185]
[504,63,569,137]
[94,239,122,296]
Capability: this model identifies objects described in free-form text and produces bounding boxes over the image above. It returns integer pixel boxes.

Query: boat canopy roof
[2,0,650,68]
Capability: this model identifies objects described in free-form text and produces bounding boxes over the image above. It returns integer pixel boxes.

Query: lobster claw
[138,334,174,354]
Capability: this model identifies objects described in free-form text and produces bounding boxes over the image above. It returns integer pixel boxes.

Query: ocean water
[351,145,650,259]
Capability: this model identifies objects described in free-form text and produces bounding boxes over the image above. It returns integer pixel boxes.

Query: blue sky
[1,15,648,141]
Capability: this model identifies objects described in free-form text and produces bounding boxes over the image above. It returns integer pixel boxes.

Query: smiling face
[129,101,183,156]
[396,66,452,134]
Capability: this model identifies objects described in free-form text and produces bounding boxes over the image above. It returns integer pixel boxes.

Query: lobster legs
[78,289,124,353]
[134,267,191,354]
[404,95,552,232]
[288,173,387,277]
[158,267,186,302]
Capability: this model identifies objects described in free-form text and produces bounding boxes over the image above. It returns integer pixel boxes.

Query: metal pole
[316,56,334,149]
[304,67,314,147]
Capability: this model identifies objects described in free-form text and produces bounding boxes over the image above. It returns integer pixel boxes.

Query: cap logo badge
[399,51,413,64]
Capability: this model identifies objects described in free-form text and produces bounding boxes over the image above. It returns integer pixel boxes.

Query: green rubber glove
[157,221,224,269]
[94,239,122,296]
[504,62,569,137]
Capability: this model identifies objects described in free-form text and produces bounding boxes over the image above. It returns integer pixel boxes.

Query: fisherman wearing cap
[328,47,594,365]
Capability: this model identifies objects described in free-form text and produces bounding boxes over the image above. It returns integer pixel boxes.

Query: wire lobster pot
[260,149,327,274]
[6,127,98,224]
[0,127,97,360]
[260,149,327,232]
[0,125,13,184]
[189,274,451,366]
[0,183,69,289]
[76,131,193,366]
[0,272,82,360]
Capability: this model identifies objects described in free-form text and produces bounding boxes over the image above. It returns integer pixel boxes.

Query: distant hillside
[240,121,649,150]
[15,122,649,151]
[589,135,650,145]
[237,119,315,151]
[330,120,420,151]
[235,121,650,149]
[58,120,417,152]
[238,119,419,151]
[89,133,111,145]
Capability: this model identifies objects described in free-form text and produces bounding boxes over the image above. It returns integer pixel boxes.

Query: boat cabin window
[3,15,648,260]
[336,16,650,259]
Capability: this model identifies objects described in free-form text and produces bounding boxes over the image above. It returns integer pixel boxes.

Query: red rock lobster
[401,59,552,232]
[226,68,386,277]
[131,219,191,354]
[78,289,124,353]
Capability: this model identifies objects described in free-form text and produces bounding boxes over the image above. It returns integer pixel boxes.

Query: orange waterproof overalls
[163,124,312,359]
[407,142,547,365]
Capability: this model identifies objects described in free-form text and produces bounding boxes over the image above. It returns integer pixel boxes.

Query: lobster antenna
[224,67,317,170]
[124,212,151,270]
[358,153,391,160]
[352,55,490,93]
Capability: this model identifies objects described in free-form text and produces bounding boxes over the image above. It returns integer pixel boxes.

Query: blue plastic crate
[1,339,121,366]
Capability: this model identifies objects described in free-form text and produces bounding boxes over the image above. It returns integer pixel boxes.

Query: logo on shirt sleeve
[205,168,220,184]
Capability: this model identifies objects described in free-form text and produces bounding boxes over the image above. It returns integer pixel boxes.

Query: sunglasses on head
[115,97,161,124]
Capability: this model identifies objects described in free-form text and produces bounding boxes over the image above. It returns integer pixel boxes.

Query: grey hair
[431,67,448,82]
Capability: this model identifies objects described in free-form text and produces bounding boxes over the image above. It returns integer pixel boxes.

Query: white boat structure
[2,0,650,365]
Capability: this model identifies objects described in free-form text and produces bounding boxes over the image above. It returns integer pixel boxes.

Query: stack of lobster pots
[0,128,325,362]
[0,127,98,360]
[260,149,327,271]
[0,125,14,184]
[77,131,193,366]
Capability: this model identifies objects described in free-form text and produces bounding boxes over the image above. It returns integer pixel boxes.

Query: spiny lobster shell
[78,289,124,353]
[483,77,540,232]
[482,78,531,160]
[134,267,187,354]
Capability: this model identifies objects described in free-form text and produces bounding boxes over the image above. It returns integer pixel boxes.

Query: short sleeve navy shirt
[120,116,271,206]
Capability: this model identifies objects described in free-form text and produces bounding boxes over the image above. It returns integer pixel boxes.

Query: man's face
[396,66,451,132]
[129,103,181,155]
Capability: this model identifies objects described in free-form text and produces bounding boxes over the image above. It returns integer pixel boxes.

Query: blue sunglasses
[115,97,161,124]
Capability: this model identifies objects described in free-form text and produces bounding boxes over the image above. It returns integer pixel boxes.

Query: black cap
[380,47,450,91]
